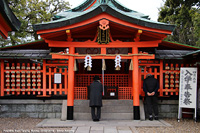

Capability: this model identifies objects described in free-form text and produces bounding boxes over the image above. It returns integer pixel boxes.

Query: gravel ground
[0,118,71,133]
[0,118,199,133]
[136,118,200,133]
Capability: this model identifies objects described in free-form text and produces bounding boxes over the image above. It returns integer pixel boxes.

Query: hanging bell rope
[102,59,106,70]
[129,59,133,70]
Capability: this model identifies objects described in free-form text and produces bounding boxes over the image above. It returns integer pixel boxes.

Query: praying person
[89,75,103,121]
[143,74,159,121]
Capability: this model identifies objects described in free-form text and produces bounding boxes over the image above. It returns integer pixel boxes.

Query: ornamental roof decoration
[33,0,175,33]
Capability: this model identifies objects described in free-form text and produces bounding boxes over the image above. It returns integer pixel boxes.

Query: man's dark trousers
[146,96,158,116]
[91,106,101,120]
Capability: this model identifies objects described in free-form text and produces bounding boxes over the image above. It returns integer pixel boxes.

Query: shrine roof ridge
[33,0,175,33]
[54,0,148,19]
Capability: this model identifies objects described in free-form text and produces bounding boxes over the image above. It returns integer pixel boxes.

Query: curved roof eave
[162,40,200,50]
[0,0,21,31]
[33,4,175,33]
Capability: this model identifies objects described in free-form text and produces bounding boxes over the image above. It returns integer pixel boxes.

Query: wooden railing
[74,87,132,100]
[75,74,129,87]
[118,87,132,100]
[74,87,87,99]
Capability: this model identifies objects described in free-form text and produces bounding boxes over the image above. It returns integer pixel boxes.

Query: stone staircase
[74,100,133,120]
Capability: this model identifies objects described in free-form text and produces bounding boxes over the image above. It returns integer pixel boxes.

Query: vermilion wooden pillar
[67,47,75,120]
[43,60,47,96]
[1,60,4,96]
[159,60,164,96]
[132,47,140,120]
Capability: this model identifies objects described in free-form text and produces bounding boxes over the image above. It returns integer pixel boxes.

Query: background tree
[0,0,70,47]
[158,0,200,46]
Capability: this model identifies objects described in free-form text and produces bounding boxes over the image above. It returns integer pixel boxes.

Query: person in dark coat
[89,75,103,121]
[143,74,159,121]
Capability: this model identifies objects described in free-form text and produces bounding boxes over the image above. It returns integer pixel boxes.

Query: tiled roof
[33,0,175,32]
[0,49,51,59]
[155,50,194,59]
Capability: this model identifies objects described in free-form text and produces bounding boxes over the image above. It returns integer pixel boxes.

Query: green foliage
[158,0,200,46]
[0,0,70,47]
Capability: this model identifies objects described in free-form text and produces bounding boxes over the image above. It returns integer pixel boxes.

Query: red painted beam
[46,40,161,48]
[52,53,155,60]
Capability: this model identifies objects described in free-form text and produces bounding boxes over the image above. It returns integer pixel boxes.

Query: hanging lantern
[115,55,121,71]
[102,59,106,70]
[84,55,92,71]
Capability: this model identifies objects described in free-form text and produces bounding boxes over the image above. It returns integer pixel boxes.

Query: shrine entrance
[74,59,132,100]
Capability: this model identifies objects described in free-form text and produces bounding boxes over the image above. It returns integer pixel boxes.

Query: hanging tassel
[87,66,91,71]
[115,66,120,71]
[129,59,133,70]
[102,59,106,70]
[74,59,77,71]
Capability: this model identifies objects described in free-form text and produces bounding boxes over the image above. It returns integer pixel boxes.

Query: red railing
[75,74,129,87]
[45,65,68,95]
[118,87,132,100]
[74,74,130,100]
[74,87,132,100]
[74,87,87,99]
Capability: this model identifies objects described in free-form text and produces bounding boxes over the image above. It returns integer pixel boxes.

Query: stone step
[74,100,133,120]
[74,100,133,114]
[74,100,132,106]
[74,113,133,120]
[74,105,133,113]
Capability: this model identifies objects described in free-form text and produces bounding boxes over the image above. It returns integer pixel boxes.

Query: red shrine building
[0,0,199,120]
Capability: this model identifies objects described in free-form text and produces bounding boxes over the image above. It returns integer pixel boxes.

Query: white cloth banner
[179,67,197,108]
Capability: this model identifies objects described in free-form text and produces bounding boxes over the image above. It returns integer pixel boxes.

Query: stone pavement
[36,119,172,133]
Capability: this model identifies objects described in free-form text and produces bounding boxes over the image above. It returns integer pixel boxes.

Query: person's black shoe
[154,116,159,120]
[149,117,153,121]
[149,115,153,121]
[93,119,99,122]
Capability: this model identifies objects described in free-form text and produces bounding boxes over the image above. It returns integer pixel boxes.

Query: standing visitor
[143,74,159,121]
[89,75,103,121]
